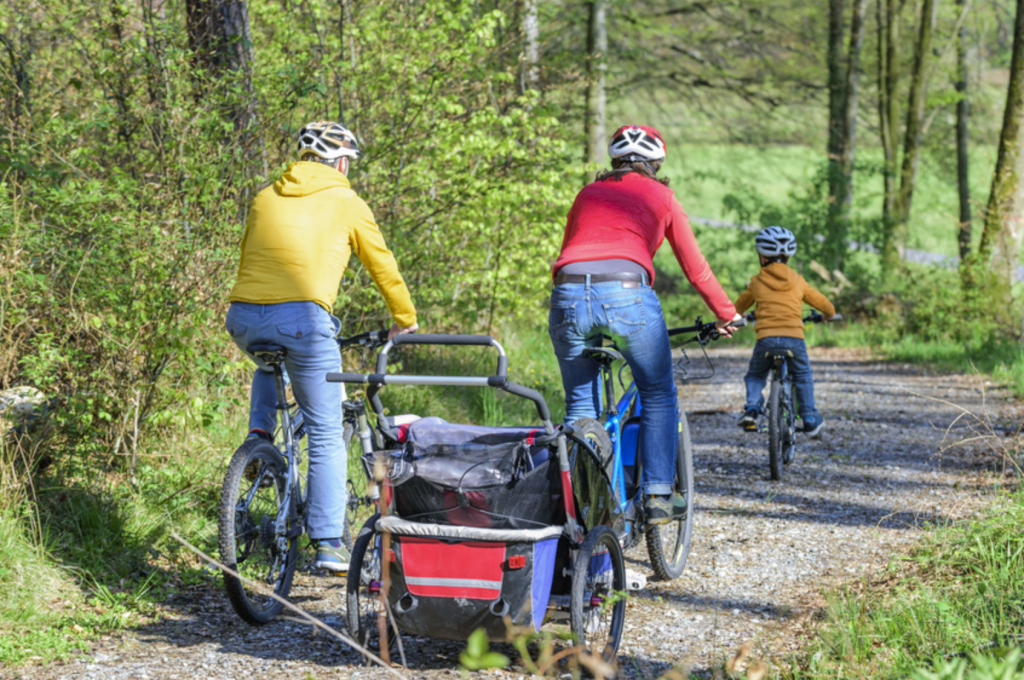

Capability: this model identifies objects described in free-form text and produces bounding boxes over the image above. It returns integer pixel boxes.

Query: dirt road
[12,347,1019,680]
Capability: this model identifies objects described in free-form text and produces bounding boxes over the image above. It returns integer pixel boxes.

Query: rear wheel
[346,513,396,663]
[646,400,694,581]
[571,418,613,477]
[570,526,626,673]
[768,378,783,481]
[782,380,797,465]
[218,439,298,625]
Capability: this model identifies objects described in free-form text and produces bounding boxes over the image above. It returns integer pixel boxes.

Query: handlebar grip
[829,314,844,322]
[391,333,497,347]
[731,317,747,328]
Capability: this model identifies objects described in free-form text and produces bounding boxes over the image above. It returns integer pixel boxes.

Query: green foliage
[459,628,510,672]
[786,492,1024,679]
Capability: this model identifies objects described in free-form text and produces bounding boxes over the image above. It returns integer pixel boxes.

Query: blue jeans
[548,281,677,496]
[225,301,346,540]
[743,337,821,426]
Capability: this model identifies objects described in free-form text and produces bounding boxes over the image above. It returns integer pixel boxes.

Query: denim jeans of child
[225,301,346,540]
[548,280,678,496]
[743,336,821,426]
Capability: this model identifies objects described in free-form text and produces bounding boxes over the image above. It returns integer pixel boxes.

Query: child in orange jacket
[734,227,836,437]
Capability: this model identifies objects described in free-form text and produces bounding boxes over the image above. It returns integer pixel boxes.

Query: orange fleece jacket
[734,263,835,340]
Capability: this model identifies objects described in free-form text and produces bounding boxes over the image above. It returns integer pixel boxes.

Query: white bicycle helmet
[297,121,360,161]
[608,125,667,162]
[755,226,797,257]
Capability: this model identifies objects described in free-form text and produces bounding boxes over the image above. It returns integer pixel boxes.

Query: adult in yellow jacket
[226,121,418,571]
[734,227,836,437]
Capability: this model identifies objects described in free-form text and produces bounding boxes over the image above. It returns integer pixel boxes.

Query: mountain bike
[218,329,397,625]
[574,316,741,581]
[747,311,842,481]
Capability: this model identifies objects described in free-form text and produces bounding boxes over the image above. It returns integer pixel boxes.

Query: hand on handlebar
[388,322,419,341]
[715,313,744,339]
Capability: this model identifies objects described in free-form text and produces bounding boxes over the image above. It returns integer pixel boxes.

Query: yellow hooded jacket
[734,262,834,340]
[229,162,417,327]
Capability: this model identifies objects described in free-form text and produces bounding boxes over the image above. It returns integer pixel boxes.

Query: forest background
[3,0,1024,674]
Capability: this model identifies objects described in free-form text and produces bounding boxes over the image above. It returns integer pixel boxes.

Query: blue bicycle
[572,317,735,581]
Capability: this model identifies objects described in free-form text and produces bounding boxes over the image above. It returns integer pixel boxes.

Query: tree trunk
[584,0,607,166]
[521,0,539,94]
[832,0,867,270]
[877,0,900,241]
[978,0,1024,304]
[883,0,935,275]
[336,0,346,124]
[955,0,972,263]
[826,0,846,246]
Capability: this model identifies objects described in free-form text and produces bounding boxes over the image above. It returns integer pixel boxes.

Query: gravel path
[10,347,1021,680]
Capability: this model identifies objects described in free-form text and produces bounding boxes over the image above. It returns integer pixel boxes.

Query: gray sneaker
[315,539,351,572]
[802,418,825,438]
[645,494,688,526]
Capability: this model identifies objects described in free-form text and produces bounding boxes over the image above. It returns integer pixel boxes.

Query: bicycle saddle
[582,346,623,366]
[764,349,793,360]
[248,343,287,364]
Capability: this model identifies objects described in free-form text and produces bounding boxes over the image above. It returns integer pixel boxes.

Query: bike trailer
[376,516,561,640]
[373,417,564,530]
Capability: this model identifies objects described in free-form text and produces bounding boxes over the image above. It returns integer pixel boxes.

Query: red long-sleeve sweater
[553,172,737,322]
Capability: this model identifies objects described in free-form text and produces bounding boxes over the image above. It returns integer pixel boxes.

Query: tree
[585,0,607,165]
[876,0,901,233]
[955,0,972,263]
[826,0,846,255]
[882,0,936,276]
[978,0,1024,304]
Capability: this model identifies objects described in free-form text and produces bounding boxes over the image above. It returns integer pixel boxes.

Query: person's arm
[801,279,836,318]
[664,199,738,322]
[349,198,418,328]
[734,287,755,316]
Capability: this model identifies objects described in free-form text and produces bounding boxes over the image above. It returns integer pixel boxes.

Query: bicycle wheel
[218,438,298,625]
[571,417,613,476]
[768,378,783,481]
[570,526,626,673]
[646,400,694,581]
[346,513,396,663]
[782,381,796,465]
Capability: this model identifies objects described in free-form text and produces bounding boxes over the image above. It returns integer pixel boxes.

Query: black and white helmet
[755,226,797,257]
[297,121,360,161]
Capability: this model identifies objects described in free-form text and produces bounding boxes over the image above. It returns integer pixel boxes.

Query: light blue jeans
[548,281,678,496]
[225,301,346,540]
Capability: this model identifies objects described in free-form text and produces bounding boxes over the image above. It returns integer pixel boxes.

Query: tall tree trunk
[584,0,607,166]
[877,0,900,240]
[336,0,346,124]
[826,0,846,245]
[521,0,539,94]
[978,0,1024,304]
[955,0,972,263]
[882,0,935,275]
[832,0,868,270]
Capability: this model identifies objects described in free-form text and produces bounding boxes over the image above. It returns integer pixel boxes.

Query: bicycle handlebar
[745,312,843,324]
[667,316,747,344]
[337,329,390,351]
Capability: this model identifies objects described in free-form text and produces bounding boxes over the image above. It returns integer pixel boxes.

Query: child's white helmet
[297,121,360,161]
[755,226,797,257]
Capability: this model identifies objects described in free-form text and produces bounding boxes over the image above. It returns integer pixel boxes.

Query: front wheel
[646,400,694,581]
[218,439,298,625]
[768,378,783,481]
[570,526,626,673]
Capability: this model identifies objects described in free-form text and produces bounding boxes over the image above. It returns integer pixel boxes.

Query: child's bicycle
[574,316,742,581]
[746,311,841,481]
[218,329,403,625]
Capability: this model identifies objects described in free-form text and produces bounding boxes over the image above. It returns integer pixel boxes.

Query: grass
[784,489,1024,680]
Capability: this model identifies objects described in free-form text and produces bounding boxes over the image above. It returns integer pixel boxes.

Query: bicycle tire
[570,525,626,673]
[346,513,396,663]
[571,417,613,477]
[768,378,783,481]
[646,400,695,581]
[782,381,796,465]
[218,438,298,625]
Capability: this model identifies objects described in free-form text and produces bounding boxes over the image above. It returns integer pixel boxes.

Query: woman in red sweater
[550,125,741,525]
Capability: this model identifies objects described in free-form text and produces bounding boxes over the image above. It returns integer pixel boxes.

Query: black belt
[553,271,646,288]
